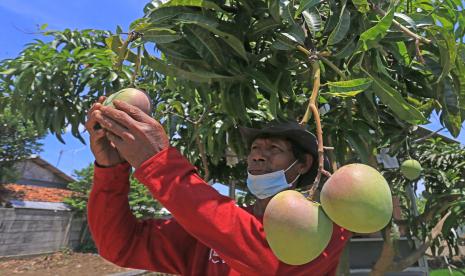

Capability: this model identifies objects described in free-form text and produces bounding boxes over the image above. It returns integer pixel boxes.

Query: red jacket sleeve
[134,147,351,275]
[87,161,197,275]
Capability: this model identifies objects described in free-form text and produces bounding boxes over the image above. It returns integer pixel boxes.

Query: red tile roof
[2,184,75,203]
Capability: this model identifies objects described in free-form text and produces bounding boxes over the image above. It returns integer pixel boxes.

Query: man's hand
[95,99,169,169]
[85,96,125,167]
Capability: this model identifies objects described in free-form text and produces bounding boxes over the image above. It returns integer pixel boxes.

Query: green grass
[430,269,465,276]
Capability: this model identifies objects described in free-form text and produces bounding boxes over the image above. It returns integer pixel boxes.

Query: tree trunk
[370,225,396,276]
[389,210,452,271]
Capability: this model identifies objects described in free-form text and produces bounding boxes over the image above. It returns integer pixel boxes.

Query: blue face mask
[246,160,301,199]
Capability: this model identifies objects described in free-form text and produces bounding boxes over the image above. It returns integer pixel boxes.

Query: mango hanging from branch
[320,164,393,233]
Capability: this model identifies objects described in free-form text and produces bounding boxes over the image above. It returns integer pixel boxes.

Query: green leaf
[357,5,395,52]
[148,7,194,24]
[394,41,411,65]
[439,79,462,137]
[453,47,465,110]
[203,30,247,61]
[430,26,457,84]
[394,12,417,30]
[302,10,323,35]
[325,78,373,97]
[184,25,225,66]
[143,51,237,82]
[281,24,306,45]
[366,72,426,124]
[268,0,280,22]
[250,18,280,38]
[327,4,351,45]
[186,20,248,61]
[246,68,277,95]
[143,28,182,44]
[333,37,356,59]
[352,0,369,13]
[295,0,321,18]
[347,131,370,164]
[157,41,202,61]
[40,23,48,30]
[16,68,35,92]
[220,84,236,117]
[0,68,18,75]
[269,89,279,119]
[161,0,224,12]
[272,34,297,50]
[170,100,184,114]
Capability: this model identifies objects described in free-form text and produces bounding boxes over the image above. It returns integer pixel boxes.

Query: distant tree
[0,106,45,184]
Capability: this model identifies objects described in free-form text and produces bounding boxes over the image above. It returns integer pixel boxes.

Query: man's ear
[299,154,314,174]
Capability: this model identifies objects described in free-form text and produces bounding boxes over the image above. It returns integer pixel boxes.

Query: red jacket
[88,147,351,276]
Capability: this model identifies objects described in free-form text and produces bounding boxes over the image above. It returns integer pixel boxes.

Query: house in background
[0,155,85,257]
[1,155,74,210]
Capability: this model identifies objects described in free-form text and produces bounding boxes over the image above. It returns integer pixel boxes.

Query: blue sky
[1,1,464,186]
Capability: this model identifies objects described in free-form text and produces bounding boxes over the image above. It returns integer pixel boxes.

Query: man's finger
[113,100,151,122]
[96,113,132,141]
[85,97,107,131]
[85,109,104,133]
[106,131,123,148]
[86,103,102,119]
[87,96,106,118]
[100,105,139,131]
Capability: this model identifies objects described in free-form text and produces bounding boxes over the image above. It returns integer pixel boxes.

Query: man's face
[247,137,301,184]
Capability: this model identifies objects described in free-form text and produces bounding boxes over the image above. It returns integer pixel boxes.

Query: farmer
[86,97,351,276]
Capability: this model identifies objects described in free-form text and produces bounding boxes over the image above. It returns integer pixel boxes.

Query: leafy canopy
[1,0,464,179]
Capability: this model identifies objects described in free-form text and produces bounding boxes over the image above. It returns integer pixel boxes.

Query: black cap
[239,120,329,187]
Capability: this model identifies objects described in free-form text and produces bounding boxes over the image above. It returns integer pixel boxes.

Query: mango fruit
[103,88,151,115]
[320,163,392,233]
[264,190,333,265]
[400,159,422,180]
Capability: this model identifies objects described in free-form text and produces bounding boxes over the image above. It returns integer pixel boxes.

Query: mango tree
[383,136,465,272]
[1,0,465,274]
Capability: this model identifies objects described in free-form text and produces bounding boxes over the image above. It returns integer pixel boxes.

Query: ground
[1,250,463,275]
[0,250,137,276]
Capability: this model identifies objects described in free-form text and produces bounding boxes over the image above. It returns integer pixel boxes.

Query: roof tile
[2,184,75,203]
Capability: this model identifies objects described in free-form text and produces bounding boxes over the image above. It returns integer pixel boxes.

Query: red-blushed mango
[320,163,392,233]
[103,88,151,115]
[400,159,422,180]
[263,190,333,265]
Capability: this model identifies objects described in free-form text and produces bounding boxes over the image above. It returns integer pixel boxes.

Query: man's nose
[250,149,266,162]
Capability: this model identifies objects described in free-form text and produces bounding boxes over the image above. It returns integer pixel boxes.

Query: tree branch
[296,45,347,80]
[370,225,396,276]
[130,46,142,87]
[318,55,347,80]
[413,127,446,143]
[394,194,460,226]
[324,135,338,172]
[295,50,331,197]
[195,128,210,181]
[389,210,452,271]
[372,5,431,45]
